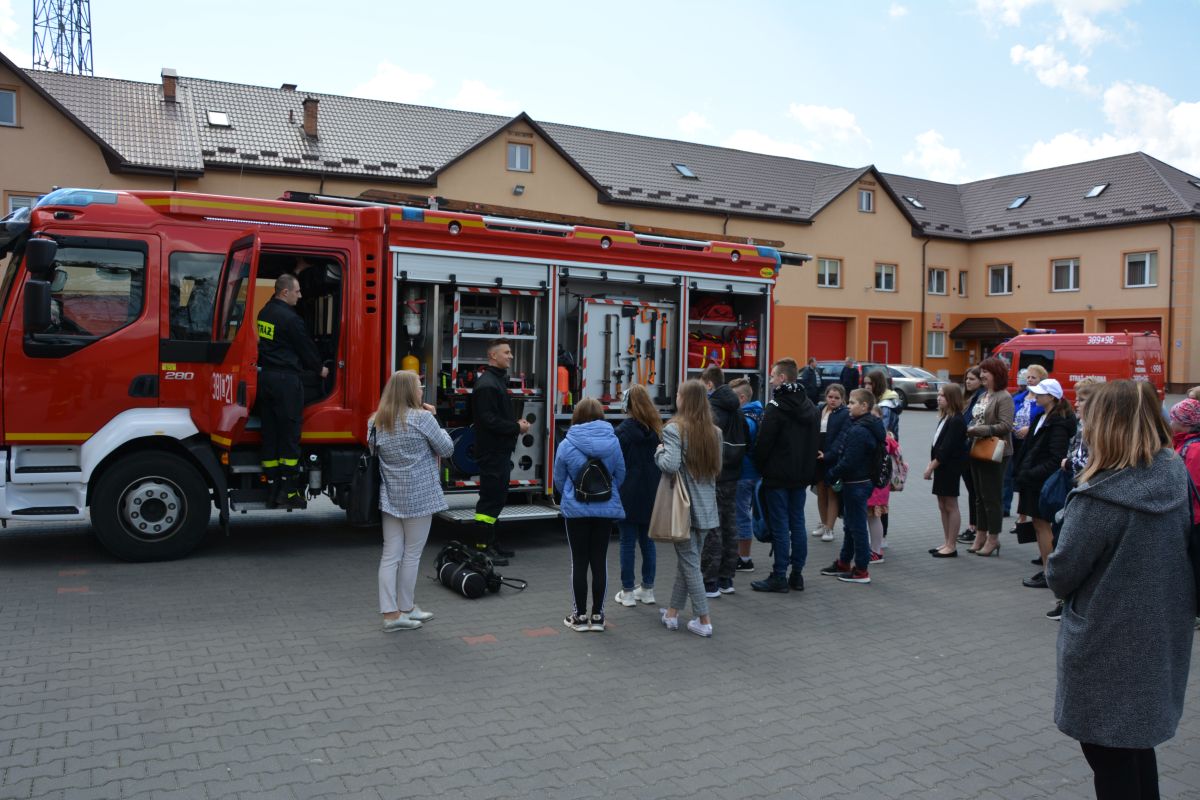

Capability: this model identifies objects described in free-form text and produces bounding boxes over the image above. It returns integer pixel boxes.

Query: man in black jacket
[256,273,328,509]
[799,357,823,404]
[839,357,860,392]
[750,358,820,593]
[471,339,530,565]
[701,366,746,596]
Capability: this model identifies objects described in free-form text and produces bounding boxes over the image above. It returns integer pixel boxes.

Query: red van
[991,330,1164,401]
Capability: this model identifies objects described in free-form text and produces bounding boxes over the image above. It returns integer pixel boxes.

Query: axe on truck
[657,312,670,405]
[600,314,615,403]
[647,311,658,389]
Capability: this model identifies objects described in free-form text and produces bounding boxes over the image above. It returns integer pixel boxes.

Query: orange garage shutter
[867,320,903,363]
[1103,317,1161,337]
[807,318,847,360]
[1031,319,1084,334]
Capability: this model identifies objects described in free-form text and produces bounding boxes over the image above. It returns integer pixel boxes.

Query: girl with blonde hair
[371,371,454,631]
[656,379,720,637]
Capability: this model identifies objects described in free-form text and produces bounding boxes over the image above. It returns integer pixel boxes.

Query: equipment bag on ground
[434,541,527,599]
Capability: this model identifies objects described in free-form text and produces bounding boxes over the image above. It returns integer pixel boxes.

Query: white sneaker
[820,528,835,542]
[810,525,827,538]
[634,586,656,605]
[407,606,434,622]
[660,608,679,631]
[382,614,422,632]
[687,618,713,637]
[614,589,637,607]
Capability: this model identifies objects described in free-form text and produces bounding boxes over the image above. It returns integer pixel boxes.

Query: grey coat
[655,422,719,531]
[1046,448,1195,748]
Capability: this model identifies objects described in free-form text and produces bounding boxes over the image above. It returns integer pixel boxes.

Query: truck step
[12,506,80,515]
[14,466,82,474]
[437,504,561,524]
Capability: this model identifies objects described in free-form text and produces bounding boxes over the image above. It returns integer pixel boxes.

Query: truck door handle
[128,374,159,398]
[237,381,247,406]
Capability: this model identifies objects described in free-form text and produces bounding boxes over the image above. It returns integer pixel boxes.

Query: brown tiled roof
[13,61,1200,239]
[950,317,1019,339]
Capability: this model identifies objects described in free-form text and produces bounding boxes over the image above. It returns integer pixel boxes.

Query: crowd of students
[365,358,1195,799]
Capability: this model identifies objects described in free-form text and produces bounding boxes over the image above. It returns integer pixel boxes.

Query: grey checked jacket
[374,409,455,519]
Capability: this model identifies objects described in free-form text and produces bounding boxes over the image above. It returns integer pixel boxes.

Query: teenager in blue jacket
[820,388,885,585]
[553,397,626,632]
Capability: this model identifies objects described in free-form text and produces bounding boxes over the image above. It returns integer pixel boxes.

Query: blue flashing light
[756,246,782,267]
[400,207,425,222]
[1021,328,1057,335]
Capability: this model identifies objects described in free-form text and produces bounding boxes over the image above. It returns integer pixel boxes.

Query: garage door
[1031,319,1084,333]
[807,317,847,360]
[867,320,903,363]
[1102,317,1161,337]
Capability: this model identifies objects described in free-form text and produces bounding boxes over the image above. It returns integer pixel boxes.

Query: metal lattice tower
[31,0,93,74]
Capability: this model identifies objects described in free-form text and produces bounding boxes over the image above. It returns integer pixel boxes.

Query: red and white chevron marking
[460,287,544,296]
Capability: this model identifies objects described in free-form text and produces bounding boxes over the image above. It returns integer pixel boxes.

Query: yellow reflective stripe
[256,319,275,340]
[300,431,356,441]
[142,196,355,221]
[574,230,637,244]
[474,513,497,524]
[6,432,92,441]
[279,458,299,467]
[261,459,280,468]
[210,434,232,447]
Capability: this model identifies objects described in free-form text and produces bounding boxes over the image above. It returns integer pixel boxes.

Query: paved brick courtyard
[1,407,1197,799]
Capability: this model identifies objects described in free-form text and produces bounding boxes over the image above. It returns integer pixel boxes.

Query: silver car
[858,363,947,410]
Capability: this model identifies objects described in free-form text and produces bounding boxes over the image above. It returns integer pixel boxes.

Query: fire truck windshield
[36,188,119,208]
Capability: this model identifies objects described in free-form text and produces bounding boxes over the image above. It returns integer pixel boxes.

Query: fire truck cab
[0,189,791,561]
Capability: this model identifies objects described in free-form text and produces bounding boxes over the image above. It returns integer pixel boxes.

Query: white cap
[1029,378,1063,399]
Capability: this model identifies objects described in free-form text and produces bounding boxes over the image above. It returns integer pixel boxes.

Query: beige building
[3,51,1198,386]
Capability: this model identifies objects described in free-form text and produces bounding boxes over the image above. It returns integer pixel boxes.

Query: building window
[902,195,925,209]
[0,89,15,126]
[927,268,947,295]
[875,263,897,292]
[926,331,946,358]
[1125,251,1157,288]
[205,110,231,127]
[1008,195,1030,210]
[1085,183,1109,198]
[507,142,532,172]
[672,163,698,179]
[957,270,968,297]
[858,189,874,213]
[988,264,1012,295]
[1052,258,1079,292]
[953,339,966,351]
[816,258,841,288]
[6,194,39,215]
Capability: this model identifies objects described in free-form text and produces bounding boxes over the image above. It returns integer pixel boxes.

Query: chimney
[302,96,319,139]
[161,68,178,103]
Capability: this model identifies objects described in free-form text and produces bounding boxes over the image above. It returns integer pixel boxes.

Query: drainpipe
[1168,221,1176,390]
[919,238,930,369]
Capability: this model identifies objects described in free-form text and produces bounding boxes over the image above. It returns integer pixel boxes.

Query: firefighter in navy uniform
[471,338,530,565]
[255,273,328,509]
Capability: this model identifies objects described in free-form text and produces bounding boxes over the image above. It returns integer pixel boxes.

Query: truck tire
[90,452,211,562]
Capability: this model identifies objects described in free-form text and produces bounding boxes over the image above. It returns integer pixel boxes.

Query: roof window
[206,110,231,127]
[1085,183,1109,198]
[672,163,698,179]
[1189,180,1200,191]
[902,195,925,209]
[1008,194,1030,210]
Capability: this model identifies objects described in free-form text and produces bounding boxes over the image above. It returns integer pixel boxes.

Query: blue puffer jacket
[553,420,626,519]
[739,400,764,480]
[615,418,660,524]
[826,413,886,483]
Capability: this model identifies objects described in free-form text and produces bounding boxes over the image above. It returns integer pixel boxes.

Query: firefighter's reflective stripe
[256,320,275,340]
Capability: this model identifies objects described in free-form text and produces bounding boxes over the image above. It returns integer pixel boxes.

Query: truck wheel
[91,452,211,562]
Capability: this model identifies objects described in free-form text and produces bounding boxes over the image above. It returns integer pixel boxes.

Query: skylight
[1190,180,1200,191]
[903,195,925,209]
[1008,195,1030,210]
[1085,183,1109,198]
[206,110,231,127]
[672,163,698,179]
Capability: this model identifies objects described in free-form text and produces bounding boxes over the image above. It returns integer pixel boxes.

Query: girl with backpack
[656,379,721,637]
[552,398,626,632]
[866,405,900,564]
[613,385,661,608]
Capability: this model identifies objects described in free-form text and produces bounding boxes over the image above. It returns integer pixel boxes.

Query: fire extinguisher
[740,320,759,369]
[727,325,743,366]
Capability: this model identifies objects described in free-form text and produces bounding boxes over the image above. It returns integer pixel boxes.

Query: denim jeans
[617,521,655,591]
[838,480,873,571]
[764,486,807,579]
[734,478,755,541]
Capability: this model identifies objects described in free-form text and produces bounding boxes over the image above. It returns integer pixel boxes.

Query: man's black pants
[259,369,303,488]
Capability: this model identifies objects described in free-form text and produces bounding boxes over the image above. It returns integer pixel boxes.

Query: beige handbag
[648,472,692,543]
[969,436,1005,462]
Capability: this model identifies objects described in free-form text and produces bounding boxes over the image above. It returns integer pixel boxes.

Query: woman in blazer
[1047,380,1193,800]
[1014,379,1076,589]
[957,367,985,544]
[373,370,455,632]
[965,357,1014,557]
[926,384,967,557]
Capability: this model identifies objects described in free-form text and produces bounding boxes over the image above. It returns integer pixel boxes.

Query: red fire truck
[0,188,797,561]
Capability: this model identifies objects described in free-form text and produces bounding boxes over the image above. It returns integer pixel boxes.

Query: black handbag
[348,424,382,527]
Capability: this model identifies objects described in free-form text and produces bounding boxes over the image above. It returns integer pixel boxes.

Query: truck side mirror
[24,238,58,279]
[23,280,51,333]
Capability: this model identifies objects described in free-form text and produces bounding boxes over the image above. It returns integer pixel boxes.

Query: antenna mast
[32,0,94,75]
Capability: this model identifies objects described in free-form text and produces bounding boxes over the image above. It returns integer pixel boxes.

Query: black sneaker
[819,560,851,577]
[281,492,307,510]
[1022,571,1048,589]
[750,575,789,593]
[788,571,805,591]
[563,613,589,632]
[1045,601,1063,621]
[477,546,508,567]
[589,613,605,631]
[704,582,721,598]
[957,530,975,543]
[735,558,755,572]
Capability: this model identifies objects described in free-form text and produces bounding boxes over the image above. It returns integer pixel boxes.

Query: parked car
[814,361,946,409]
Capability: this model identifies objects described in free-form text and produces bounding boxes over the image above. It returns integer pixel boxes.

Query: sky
[1,0,1198,183]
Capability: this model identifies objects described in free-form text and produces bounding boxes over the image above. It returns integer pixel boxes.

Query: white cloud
[889,3,909,17]
[676,111,712,137]
[1022,82,1200,174]
[976,0,1129,53]
[722,130,813,161]
[0,0,28,67]
[975,0,1040,27]
[1010,43,1092,91]
[349,62,436,104]
[445,79,519,116]
[902,129,968,182]
[787,103,869,144]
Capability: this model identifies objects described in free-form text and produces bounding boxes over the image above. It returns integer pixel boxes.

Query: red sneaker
[837,568,871,584]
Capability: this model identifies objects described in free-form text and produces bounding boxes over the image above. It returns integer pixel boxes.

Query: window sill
[1124,284,1157,289]
[988,291,1013,296]
[816,284,842,289]
[874,288,897,293]
[927,291,948,296]
[1052,288,1080,293]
